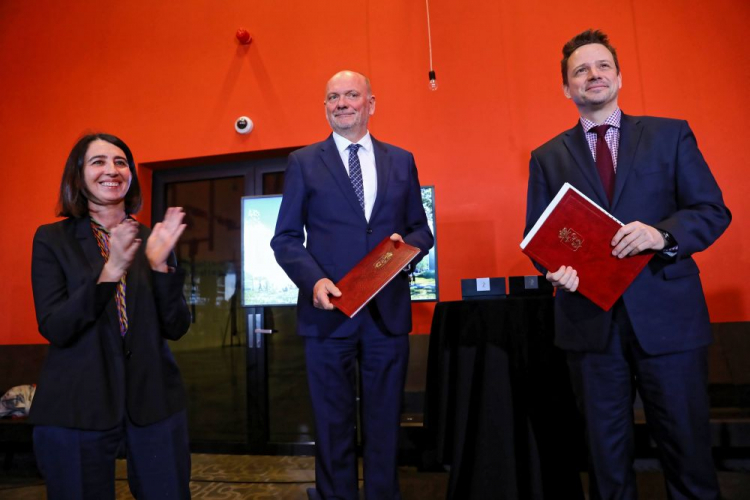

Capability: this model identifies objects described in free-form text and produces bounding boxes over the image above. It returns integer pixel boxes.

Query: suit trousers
[305,306,410,500]
[566,301,720,500]
[33,410,191,500]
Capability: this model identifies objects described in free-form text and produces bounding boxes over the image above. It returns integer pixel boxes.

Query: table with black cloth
[424,296,586,500]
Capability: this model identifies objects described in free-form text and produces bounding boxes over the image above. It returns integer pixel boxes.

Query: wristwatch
[659,230,676,249]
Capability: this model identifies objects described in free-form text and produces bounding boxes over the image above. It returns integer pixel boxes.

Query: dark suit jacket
[29,216,191,430]
[525,114,731,355]
[271,134,434,338]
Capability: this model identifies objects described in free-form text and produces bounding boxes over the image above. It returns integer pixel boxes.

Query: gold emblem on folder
[559,228,583,251]
[374,252,394,268]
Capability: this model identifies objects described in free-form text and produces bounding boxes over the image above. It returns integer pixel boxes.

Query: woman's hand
[146,207,187,272]
[99,219,141,282]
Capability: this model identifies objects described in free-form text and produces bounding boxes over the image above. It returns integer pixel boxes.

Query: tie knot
[592,124,611,139]
[348,143,360,153]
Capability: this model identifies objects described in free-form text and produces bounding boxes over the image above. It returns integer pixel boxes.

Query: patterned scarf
[90,219,129,336]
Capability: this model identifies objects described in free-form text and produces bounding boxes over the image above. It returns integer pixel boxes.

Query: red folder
[520,183,653,311]
[330,237,420,318]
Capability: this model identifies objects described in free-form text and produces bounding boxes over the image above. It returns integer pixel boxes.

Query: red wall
[1,0,748,344]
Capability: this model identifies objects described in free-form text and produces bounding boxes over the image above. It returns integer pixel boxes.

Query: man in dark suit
[271,70,433,499]
[524,30,731,499]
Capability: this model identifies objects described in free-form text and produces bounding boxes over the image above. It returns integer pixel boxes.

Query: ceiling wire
[426,0,438,90]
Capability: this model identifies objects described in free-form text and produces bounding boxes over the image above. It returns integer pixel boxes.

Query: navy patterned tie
[348,144,365,212]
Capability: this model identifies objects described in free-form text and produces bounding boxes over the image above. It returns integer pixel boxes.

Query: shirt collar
[332,131,373,154]
[581,108,622,133]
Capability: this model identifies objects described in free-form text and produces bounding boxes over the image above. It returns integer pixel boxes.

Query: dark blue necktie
[348,144,365,212]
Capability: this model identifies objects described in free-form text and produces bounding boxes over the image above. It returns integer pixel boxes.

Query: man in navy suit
[524,30,731,499]
[271,70,433,499]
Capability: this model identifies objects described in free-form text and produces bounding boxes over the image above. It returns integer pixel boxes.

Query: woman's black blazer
[29,216,191,430]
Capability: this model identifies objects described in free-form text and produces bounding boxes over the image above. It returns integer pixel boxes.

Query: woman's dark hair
[561,29,620,85]
[57,133,142,218]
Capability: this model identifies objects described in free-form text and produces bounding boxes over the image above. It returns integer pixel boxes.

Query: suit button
[367,228,373,234]
[125,351,132,359]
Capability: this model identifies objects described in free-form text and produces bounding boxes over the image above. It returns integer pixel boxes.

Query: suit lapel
[319,135,367,220]
[74,217,123,339]
[562,122,611,208]
[611,114,642,209]
[75,216,104,272]
[370,136,391,219]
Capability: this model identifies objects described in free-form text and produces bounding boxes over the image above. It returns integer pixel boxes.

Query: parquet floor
[3,452,750,499]
[0,453,449,499]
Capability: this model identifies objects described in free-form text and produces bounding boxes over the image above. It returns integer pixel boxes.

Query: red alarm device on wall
[236,29,252,45]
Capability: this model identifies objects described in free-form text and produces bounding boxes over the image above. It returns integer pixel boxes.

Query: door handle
[254,329,277,334]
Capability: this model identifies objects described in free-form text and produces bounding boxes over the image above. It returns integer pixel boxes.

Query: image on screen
[411,186,438,301]
[241,186,438,307]
[241,195,298,307]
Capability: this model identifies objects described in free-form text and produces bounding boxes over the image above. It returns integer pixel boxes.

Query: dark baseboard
[0,344,47,393]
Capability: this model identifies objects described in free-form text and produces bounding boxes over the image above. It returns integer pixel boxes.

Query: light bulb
[428,70,438,91]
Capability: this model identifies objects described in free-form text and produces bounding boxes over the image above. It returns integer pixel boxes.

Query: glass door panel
[153,157,314,453]
[165,176,247,449]
[256,168,315,448]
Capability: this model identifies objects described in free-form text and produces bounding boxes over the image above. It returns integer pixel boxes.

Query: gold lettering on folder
[374,252,394,268]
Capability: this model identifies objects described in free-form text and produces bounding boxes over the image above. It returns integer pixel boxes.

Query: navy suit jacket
[525,114,731,355]
[30,217,191,430]
[271,134,434,338]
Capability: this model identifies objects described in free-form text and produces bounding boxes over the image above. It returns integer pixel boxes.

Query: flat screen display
[411,185,438,301]
[241,195,298,307]
[241,186,438,307]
